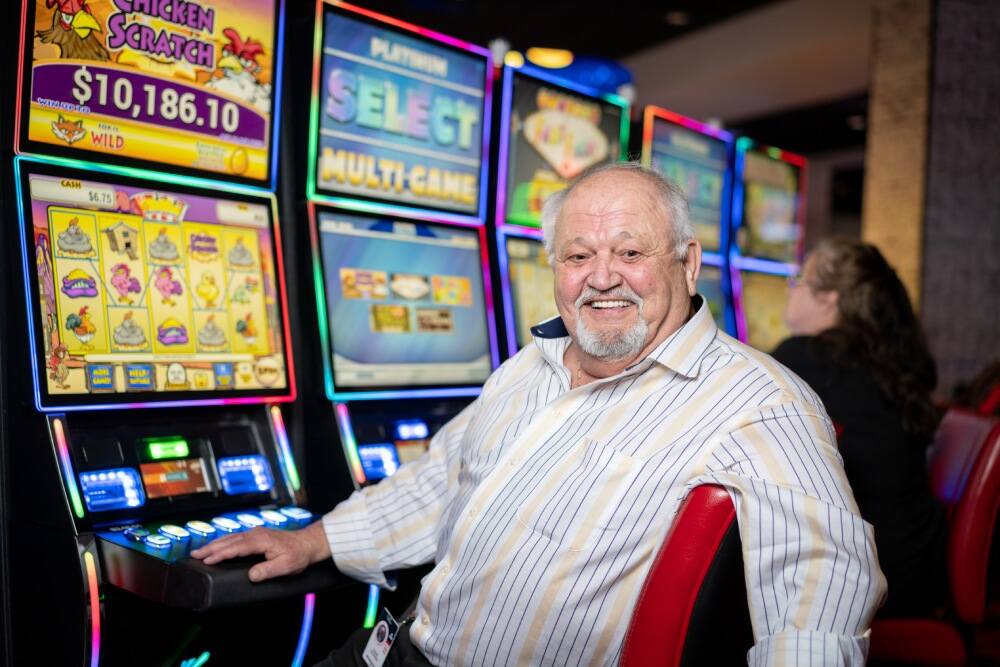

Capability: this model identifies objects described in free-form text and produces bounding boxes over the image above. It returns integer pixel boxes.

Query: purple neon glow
[291,593,316,667]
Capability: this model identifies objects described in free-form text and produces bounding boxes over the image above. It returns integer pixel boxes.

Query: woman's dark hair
[808,238,940,442]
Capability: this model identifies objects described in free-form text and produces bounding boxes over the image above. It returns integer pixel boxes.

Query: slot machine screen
[643,110,731,253]
[17,0,283,187]
[316,208,493,392]
[739,270,791,352]
[311,2,490,217]
[17,160,292,410]
[737,149,803,263]
[504,235,557,351]
[501,68,627,228]
[697,264,729,332]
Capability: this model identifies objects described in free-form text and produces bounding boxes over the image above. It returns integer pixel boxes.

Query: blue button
[186,520,216,537]
[211,516,242,533]
[236,512,264,528]
[124,527,150,542]
[159,524,191,541]
[280,506,313,521]
[259,510,288,526]
[144,534,172,549]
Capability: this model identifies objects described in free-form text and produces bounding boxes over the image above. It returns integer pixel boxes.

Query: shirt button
[440,562,450,574]
[421,614,430,625]
[508,457,518,467]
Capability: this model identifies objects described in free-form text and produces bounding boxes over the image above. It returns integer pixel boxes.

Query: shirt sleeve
[322,397,478,587]
[695,401,887,666]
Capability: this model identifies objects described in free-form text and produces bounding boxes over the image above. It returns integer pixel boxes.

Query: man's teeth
[590,300,632,309]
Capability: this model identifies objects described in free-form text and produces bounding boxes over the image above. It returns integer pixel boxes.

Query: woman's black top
[772,335,947,617]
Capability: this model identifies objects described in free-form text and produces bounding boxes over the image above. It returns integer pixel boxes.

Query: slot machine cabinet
[6,159,350,666]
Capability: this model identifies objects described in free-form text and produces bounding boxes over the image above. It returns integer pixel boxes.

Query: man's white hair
[539,161,693,263]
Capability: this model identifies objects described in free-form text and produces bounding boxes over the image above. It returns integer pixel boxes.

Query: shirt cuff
[322,491,395,589]
[747,630,870,666]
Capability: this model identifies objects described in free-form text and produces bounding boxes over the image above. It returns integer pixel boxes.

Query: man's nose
[587,255,622,291]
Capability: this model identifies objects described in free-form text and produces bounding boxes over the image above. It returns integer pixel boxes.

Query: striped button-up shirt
[324,297,886,666]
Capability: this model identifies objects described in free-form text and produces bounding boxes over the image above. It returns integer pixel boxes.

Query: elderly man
[194,162,885,665]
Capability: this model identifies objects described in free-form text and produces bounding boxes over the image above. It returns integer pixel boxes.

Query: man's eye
[621,250,642,259]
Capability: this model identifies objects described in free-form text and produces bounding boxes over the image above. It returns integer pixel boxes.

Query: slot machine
[641,106,736,335]
[730,138,808,352]
[493,64,629,357]
[304,0,496,619]
[6,1,349,664]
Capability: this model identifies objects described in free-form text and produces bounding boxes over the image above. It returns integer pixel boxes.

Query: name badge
[362,608,399,667]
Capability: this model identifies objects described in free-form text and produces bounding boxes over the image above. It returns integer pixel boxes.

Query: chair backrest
[928,409,997,505]
[948,418,1000,624]
[620,484,753,667]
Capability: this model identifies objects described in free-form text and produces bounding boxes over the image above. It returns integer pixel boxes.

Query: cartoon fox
[51,115,86,145]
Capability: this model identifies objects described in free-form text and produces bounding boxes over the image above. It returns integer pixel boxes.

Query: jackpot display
[643,109,731,253]
[18,0,283,186]
[18,161,291,407]
[316,209,493,391]
[738,270,791,352]
[310,2,490,217]
[737,149,803,263]
[501,68,627,228]
[504,234,556,351]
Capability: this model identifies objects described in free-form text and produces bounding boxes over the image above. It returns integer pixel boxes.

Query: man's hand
[190,521,332,582]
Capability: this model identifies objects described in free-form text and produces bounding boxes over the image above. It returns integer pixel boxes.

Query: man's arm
[695,402,887,665]
[191,397,478,584]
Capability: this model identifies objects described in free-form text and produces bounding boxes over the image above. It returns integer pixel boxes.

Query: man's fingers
[193,531,269,564]
[248,552,298,582]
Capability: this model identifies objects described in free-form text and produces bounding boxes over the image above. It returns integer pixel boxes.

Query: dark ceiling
[331,1,779,59]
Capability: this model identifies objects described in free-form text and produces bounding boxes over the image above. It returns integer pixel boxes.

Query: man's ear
[684,240,702,296]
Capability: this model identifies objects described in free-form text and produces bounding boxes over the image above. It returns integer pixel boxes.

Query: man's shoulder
[701,330,827,415]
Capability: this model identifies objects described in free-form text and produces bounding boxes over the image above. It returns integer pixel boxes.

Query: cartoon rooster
[154,266,183,305]
[235,313,257,344]
[37,0,109,62]
[65,306,97,349]
[110,263,141,304]
[195,273,220,309]
[48,344,71,388]
[205,28,271,113]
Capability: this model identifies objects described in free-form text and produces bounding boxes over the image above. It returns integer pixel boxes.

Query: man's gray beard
[575,317,648,361]
[573,286,648,361]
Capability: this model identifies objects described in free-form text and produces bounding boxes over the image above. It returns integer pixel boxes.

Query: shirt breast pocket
[516,439,638,552]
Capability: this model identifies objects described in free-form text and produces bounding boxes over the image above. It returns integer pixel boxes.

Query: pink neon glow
[475,225,501,369]
[327,1,490,55]
[84,552,101,667]
[268,198,299,403]
[642,106,733,150]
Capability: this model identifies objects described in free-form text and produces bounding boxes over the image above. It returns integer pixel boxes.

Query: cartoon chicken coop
[103,222,140,260]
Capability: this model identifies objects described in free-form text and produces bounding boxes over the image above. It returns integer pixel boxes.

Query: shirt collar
[531,295,717,380]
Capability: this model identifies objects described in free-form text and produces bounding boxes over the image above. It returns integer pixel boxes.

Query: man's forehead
[556,174,667,237]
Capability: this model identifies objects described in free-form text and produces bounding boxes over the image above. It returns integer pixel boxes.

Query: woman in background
[773,237,947,616]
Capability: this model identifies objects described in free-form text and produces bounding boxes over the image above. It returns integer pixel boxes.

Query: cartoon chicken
[154,267,184,306]
[110,263,141,304]
[65,306,97,349]
[235,313,257,344]
[195,273,220,309]
[37,0,109,61]
[232,275,259,304]
[48,344,71,388]
[205,28,272,113]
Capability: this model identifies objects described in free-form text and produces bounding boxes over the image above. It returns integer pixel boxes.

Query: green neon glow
[142,438,190,460]
[363,584,379,628]
[309,214,337,400]
[767,147,782,159]
[305,0,324,201]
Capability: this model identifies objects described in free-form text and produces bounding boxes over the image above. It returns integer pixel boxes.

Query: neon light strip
[730,255,797,275]
[334,403,366,486]
[270,405,301,492]
[364,584,379,628]
[14,156,296,412]
[83,552,101,667]
[291,593,317,667]
[494,63,631,231]
[307,0,494,224]
[268,0,288,190]
[52,417,85,519]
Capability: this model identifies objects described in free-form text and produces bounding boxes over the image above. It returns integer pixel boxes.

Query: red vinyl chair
[870,410,1000,666]
[620,484,753,666]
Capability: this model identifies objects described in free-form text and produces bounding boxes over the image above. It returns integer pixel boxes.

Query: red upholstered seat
[870,409,1000,666]
[620,484,752,667]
